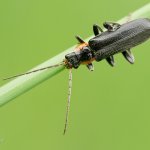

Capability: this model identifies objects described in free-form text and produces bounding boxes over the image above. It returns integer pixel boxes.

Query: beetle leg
[93,24,103,36]
[86,63,94,71]
[75,35,85,43]
[122,49,134,64]
[103,22,121,32]
[106,56,115,67]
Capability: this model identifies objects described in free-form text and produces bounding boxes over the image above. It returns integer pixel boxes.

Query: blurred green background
[0,0,150,149]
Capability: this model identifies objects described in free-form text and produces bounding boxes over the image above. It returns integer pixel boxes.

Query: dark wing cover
[89,18,150,53]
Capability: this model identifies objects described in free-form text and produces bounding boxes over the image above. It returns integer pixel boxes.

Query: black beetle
[65,18,150,69]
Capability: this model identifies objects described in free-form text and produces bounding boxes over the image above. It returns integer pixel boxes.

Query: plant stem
[0,3,150,106]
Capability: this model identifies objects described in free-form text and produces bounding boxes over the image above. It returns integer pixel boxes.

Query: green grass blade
[0,3,150,106]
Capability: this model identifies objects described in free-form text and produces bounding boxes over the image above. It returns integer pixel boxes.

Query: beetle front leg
[86,63,94,71]
[103,22,121,32]
[93,24,103,36]
[75,35,85,44]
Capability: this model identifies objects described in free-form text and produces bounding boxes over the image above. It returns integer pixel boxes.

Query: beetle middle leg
[103,22,121,32]
[106,56,115,67]
[93,24,103,36]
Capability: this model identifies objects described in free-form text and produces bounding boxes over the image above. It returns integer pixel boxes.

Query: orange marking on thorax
[81,58,95,65]
[75,42,89,52]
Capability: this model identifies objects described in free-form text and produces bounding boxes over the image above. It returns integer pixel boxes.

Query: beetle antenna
[3,62,64,80]
[63,68,72,134]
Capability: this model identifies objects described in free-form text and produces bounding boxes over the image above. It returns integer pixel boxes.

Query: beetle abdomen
[89,18,150,61]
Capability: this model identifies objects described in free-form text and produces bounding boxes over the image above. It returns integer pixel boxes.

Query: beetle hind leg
[93,24,103,36]
[122,49,134,64]
[103,22,121,32]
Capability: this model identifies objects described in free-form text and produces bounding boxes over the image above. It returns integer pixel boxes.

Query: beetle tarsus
[103,22,121,32]
[106,56,115,67]
[93,24,103,36]
[122,49,134,64]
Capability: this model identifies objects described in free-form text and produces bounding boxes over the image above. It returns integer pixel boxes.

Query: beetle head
[65,52,80,69]
[65,46,93,69]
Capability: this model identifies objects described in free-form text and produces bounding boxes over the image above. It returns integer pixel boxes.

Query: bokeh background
[0,0,150,149]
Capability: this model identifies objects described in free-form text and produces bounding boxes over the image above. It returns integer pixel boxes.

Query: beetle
[4,18,150,134]
[65,18,150,70]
